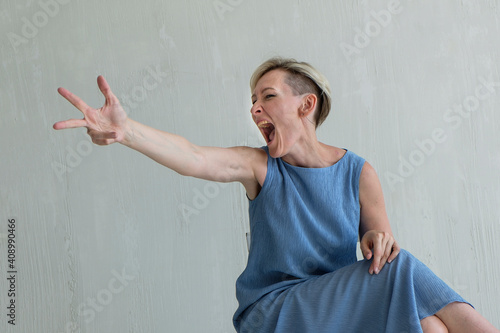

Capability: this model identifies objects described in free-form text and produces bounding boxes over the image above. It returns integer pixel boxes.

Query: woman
[54,57,498,332]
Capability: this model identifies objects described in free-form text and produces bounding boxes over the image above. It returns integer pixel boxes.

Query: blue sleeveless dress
[233,147,471,332]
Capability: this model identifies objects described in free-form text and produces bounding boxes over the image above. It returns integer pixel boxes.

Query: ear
[299,93,317,119]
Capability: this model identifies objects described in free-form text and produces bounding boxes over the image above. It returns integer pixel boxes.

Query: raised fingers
[57,87,91,113]
[97,75,119,105]
[53,118,87,130]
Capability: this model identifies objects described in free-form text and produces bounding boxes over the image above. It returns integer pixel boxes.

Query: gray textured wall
[1,0,499,332]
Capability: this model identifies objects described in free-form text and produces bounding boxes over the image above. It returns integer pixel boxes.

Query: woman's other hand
[360,229,400,275]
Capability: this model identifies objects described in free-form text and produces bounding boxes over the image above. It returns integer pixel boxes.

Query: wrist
[119,118,137,147]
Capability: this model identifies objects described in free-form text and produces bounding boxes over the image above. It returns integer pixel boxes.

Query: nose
[250,103,262,116]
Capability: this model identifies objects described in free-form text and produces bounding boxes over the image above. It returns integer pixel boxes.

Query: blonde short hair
[250,57,332,128]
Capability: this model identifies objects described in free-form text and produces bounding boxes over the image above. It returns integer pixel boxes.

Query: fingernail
[375,268,379,274]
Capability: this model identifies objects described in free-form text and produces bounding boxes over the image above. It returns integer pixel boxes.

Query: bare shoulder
[360,160,377,177]
[359,161,385,205]
[321,144,348,166]
[359,161,379,188]
[227,146,267,168]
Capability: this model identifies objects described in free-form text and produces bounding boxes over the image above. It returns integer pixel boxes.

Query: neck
[281,129,334,168]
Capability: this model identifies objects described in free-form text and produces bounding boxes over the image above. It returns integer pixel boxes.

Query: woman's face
[251,69,306,158]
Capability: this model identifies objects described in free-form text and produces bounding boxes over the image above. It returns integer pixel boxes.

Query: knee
[395,248,411,259]
[421,315,448,333]
[383,248,425,277]
[392,248,419,265]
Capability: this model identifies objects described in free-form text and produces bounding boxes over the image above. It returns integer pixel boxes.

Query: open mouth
[257,120,276,144]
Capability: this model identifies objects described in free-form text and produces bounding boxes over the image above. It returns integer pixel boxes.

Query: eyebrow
[251,87,276,100]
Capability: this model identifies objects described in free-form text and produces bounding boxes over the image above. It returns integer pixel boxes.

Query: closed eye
[251,94,276,104]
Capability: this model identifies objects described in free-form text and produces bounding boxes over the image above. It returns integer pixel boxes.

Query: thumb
[360,240,372,260]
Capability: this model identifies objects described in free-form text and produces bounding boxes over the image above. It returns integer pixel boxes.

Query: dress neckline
[279,149,349,171]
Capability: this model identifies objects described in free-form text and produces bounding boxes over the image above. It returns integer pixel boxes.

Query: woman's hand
[53,75,129,145]
[360,230,400,275]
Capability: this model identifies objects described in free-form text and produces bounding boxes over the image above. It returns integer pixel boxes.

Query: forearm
[120,118,202,176]
[54,77,234,180]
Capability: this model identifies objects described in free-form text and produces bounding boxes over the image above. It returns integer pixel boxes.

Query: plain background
[1,0,499,332]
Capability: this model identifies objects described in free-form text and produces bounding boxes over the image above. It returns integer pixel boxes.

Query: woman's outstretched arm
[54,75,266,193]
